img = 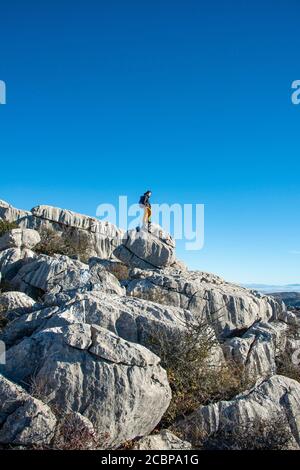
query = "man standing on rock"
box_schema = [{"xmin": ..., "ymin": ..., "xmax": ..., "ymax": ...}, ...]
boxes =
[{"xmin": 139, "ymin": 190, "xmax": 152, "ymax": 232}]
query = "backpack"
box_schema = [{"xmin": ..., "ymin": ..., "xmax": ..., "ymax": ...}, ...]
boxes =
[{"xmin": 139, "ymin": 195, "xmax": 146, "ymax": 207}]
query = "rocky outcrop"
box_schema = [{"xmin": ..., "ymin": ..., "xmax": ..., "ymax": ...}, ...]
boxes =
[
  {"xmin": 223, "ymin": 321, "xmax": 288, "ymax": 379},
  {"xmin": 0, "ymin": 247, "xmax": 36, "ymax": 280},
  {"xmin": 133, "ymin": 430, "xmax": 192, "ymax": 450},
  {"xmin": 1, "ymin": 198, "xmax": 299, "ymax": 451},
  {"xmin": 0, "ymin": 200, "xmax": 31, "ymax": 224},
  {"xmin": 114, "ymin": 228, "xmax": 175, "ymax": 270},
  {"xmin": 175, "ymin": 375, "xmax": 300, "ymax": 449},
  {"xmin": 125, "ymin": 268, "xmax": 284, "ymax": 338},
  {"xmin": 0, "ymin": 374, "xmax": 57, "ymax": 446},
  {"xmin": 0, "ymin": 200, "xmax": 123, "ymax": 259},
  {"xmin": 10, "ymin": 254, "xmax": 124, "ymax": 298},
  {"xmin": 0, "ymin": 291, "xmax": 36, "ymax": 322},
  {"xmin": 1, "ymin": 290, "xmax": 193, "ymax": 348},
  {"xmin": 0, "ymin": 323, "xmax": 171, "ymax": 448},
  {"xmin": 0, "ymin": 228, "xmax": 40, "ymax": 251}
]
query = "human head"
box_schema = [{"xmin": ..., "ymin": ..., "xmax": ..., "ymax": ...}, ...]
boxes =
[{"xmin": 145, "ymin": 190, "xmax": 152, "ymax": 197}]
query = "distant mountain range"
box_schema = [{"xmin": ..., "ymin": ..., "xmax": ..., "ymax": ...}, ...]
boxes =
[
  {"xmin": 242, "ymin": 283, "xmax": 300, "ymax": 293},
  {"xmin": 241, "ymin": 283, "xmax": 300, "ymax": 308},
  {"xmin": 267, "ymin": 291, "xmax": 300, "ymax": 308}
]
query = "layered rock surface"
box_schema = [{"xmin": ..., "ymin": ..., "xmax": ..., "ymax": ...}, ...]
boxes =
[
  {"xmin": 114, "ymin": 227, "xmax": 175, "ymax": 269},
  {"xmin": 1, "ymin": 199, "xmax": 298, "ymax": 450},
  {"xmin": 0, "ymin": 200, "xmax": 123, "ymax": 259},
  {"xmin": 0, "ymin": 323, "xmax": 171, "ymax": 448},
  {"xmin": 0, "ymin": 374, "xmax": 56, "ymax": 446},
  {"xmin": 125, "ymin": 268, "xmax": 283, "ymax": 338},
  {"xmin": 175, "ymin": 375, "xmax": 300, "ymax": 449}
]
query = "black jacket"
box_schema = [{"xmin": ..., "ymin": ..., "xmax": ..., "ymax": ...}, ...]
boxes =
[{"xmin": 140, "ymin": 193, "xmax": 151, "ymax": 207}]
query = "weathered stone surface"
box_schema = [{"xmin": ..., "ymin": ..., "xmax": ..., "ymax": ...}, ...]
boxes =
[
  {"xmin": 279, "ymin": 309, "xmax": 300, "ymax": 327},
  {"xmin": 0, "ymin": 323, "xmax": 171, "ymax": 448},
  {"xmin": 134, "ymin": 430, "xmax": 192, "ymax": 450},
  {"xmin": 0, "ymin": 291, "xmax": 36, "ymax": 322},
  {"xmin": 0, "ymin": 200, "xmax": 124, "ymax": 259},
  {"xmin": 10, "ymin": 254, "xmax": 124, "ymax": 298},
  {"xmin": 175, "ymin": 375, "xmax": 300, "ymax": 449},
  {"xmin": 0, "ymin": 306, "xmax": 59, "ymax": 347},
  {"xmin": 0, "ymin": 374, "xmax": 56, "ymax": 446},
  {"xmin": 223, "ymin": 321, "xmax": 288, "ymax": 379},
  {"xmin": 0, "ymin": 247, "xmax": 36, "ymax": 280},
  {"xmin": 0, "ymin": 200, "xmax": 32, "ymax": 224},
  {"xmin": 114, "ymin": 228, "xmax": 175, "ymax": 270},
  {"xmin": 125, "ymin": 269, "xmax": 284, "ymax": 338},
  {"xmin": 0, "ymin": 229, "xmax": 40, "ymax": 251},
  {"xmin": 2, "ymin": 290, "xmax": 192, "ymax": 348},
  {"xmin": 89, "ymin": 258, "xmax": 129, "ymax": 281},
  {"xmin": 45, "ymin": 290, "xmax": 194, "ymax": 345}
]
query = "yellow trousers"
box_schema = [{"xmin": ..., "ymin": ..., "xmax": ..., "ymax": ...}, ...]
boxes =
[{"xmin": 143, "ymin": 206, "xmax": 152, "ymax": 226}]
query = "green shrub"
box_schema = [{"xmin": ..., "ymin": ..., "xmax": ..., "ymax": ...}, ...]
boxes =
[
  {"xmin": 0, "ymin": 220, "xmax": 18, "ymax": 237},
  {"xmin": 197, "ymin": 415, "xmax": 292, "ymax": 450},
  {"xmin": 34, "ymin": 227, "xmax": 91, "ymax": 263},
  {"xmin": 148, "ymin": 315, "xmax": 255, "ymax": 428},
  {"xmin": 106, "ymin": 262, "xmax": 129, "ymax": 281},
  {"xmin": 276, "ymin": 351, "xmax": 300, "ymax": 383},
  {"xmin": 51, "ymin": 413, "xmax": 109, "ymax": 450}
]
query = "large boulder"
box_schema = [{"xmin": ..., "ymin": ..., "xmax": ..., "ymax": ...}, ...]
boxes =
[
  {"xmin": 1, "ymin": 290, "xmax": 193, "ymax": 348},
  {"xmin": 223, "ymin": 321, "xmax": 288, "ymax": 379},
  {"xmin": 0, "ymin": 374, "xmax": 56, "ymax": 446},
  {"xmin": 0, "ymin": 291, "xmax": 36, "ymax": 322},
  {"xmin": 114, "ymin": 228, "xmax": 175, "ymax": 270},
  {"xmin": 125, "ymin": 269, "xmax": 284, "ymax": 338},
  {"xmin": 175, "ymin": 375, "xmax": 300, "ymax": 449},
  {"xmin": 10, "ymin": 254, "xmax": 124, "ymax": 298},
  {"xmin": 0, "ymin": 229, "xmax": 40, "ymax": 251},
  {"xmin": 1, "ymin": 288, "xmax": 224, "ymax": 373},
  {"xmin": 0, "ymin": 323, "xmax": 171, "ymax": 448},
  {"xmin": 0, "ymin": 247, "xmax": 36, "ymax": 280}
]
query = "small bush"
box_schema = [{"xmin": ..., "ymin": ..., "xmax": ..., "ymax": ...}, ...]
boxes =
[
  {"xmin": 106, "ymin": 262, "xmax": 129, "ymax": 281},
  {"xmin": 148, "ymin": 315, "xmax": 255, "ymax": 428},
  {"xmin": 28, "ymin": 376, "xmax": 109, "ymax": 450},
  {"xmin": 0, "ymin": 220, "xmax": 18, "ymax": 237},
  {"xmin": 51, "ymin": 413, "xmax": 109, "ymax": 450},
  {"xmin": 198, "ymin": 415, "xmax": 292, "ymax": 450},
  {"xmin": 34, "ymin": 227, "xmax": 91, "ymax": 262},
  {"xmin": 276, "ymin": 351, "xmax": 300, "ymax": 383}
]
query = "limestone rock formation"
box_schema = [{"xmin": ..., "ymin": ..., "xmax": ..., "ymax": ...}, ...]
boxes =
[
  {"xmin": 0, "ymin": 291, "xmax": 36, "ymax": 322},
  {"xmin": 1, "ymin": 290, "xmax": 194, "ymax": 349},
  {"xmin": 0, "ymin": 200, "xmax": 123, "ymax": 259},
  {"xmin": 133, "ymin": 430, "xmax": 192, "ymax": 450},
  {"xmin": 0, "ymin": 247, "xmax": 36, "ymax": 280},
  {"xmin": 10, "ymin": 254, "xmax": 124, "ymax": 298},
  {"xmin": 0, "ymin": 198, "xmax": 298, "ymax": 451},
  {"xmin": 0, "ymin": 374, "xmax": 57, "ymax": 446},
  {"xmin": 125, "ymin": 268, "xmax": 283, "ymax": 338},
  {"xmin": 175, "ymin": 375, "xmax": 300, "ymax": 449},
  {"xmin": 0, "ymin": 323, "xmax": 171, "ymax": 448},
  {"xmin": 114, "ymin": 228, "xmax": 175, "ymax": 270},
  {"xmin": 223, "ymin": 321, "xmax": 288, "ymax": 379},
  {"xmin": 0, "ymin": 228, "xmax": 40, "ymax": 251}
]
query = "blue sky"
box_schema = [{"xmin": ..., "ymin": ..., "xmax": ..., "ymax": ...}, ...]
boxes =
[{"xmin": 0, "ymin": 0, "xmax": 299, "ymax": 284}]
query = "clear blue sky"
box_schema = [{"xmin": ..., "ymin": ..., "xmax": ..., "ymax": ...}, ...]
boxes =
[{"xmin": 0, "ymin": 0, "xmax": 299, "ymax": 284}]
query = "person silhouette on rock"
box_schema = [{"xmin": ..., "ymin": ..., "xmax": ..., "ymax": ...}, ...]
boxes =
[{"xmin": 138, "ymin": 190, "xmax": 152, "ymax": 232}]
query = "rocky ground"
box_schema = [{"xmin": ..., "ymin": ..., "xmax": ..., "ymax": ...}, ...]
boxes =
[{"xmin": 0, "ymin": 199, "xmax": 300, "ymax": 450}]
